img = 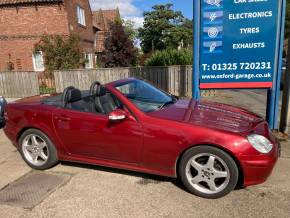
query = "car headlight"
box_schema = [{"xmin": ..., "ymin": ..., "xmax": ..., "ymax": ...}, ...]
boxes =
[{"xmin": 247, "ymin": 134, "xmax": 273, "ymax": 154}]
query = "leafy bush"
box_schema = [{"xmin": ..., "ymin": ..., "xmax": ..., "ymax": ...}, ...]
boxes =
[
  {"xmin": 39, "ymin": 85, "xmax": 56, "ymax": 95},
  {"xmin": 145, "ymin": 49, "xmax": 192, "ymax": 66},
  {"xmin": 34, "ymin": 34, "xmax": 85, "ymax": 72}
]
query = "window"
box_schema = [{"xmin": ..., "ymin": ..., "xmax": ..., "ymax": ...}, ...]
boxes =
[
  {"xmin": 77, "ymin": 6, "xmax": 86, "ymax": 26},
  {"xmin": 32, "ymin": 51, "xmax": 44, "ymax": 71},
  {"xmin": 85, "ymin": 53, "xmax": 93, "ymax": 69},
  {"xmin": 115, "ymin": 80, "xmax": 174, "ymax": 112},
  {"xmin": 94, "ymin": 54, "xmax": 98, "ymax": 66}
]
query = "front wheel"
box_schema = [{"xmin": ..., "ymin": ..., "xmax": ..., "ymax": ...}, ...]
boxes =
[
  {"xmin": 179, "ymin": 146, "xmax": 239, "ymax": 199},
  {"xmin": 19, "ymin": 129, "xmax": 59, "ymax": 170}
]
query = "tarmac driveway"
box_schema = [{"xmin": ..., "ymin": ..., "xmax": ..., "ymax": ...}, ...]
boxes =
[{"xmin": 0, "ymin": 130, "xmax": 290, "ymax": 218}]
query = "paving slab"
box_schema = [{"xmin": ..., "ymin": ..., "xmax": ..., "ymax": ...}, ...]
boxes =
[
  {"xmin": 0, "ymin": 152, "xmax": 31, "ymax": 191},
  {"xmin": 0, "ymin": 158, "xmax": 287, "ymax": 218},
  {"xmin": 0, "ymin": 130, "xmax": 17, "ymax": 163}
]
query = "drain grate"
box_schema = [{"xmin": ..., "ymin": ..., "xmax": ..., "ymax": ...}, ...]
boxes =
[{"xmin": 0, "ymin": 172, "xmax": 70, "ymax": 209}]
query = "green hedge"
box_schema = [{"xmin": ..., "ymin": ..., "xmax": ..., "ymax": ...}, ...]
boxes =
[{"xmin": 145, "ymin": 49, "xmax": 192, "ymax": 66}]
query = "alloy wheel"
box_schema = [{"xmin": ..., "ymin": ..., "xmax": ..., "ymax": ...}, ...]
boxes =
[
  {"xmin": 22, "ymin": 134, "xmax": 49, "ymax": 166},
  {"xmin": 185, "ymin": 153, "xmax": 230, "ymax": 195}
]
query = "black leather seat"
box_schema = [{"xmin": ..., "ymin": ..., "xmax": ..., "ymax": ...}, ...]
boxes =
[
  {"xmin": 62, "ymin": 87, "xmax": 90, "ymax": 112},
  {"xmin": 95, "ymin": 85, "xmax": 117, "ymax": 114}
]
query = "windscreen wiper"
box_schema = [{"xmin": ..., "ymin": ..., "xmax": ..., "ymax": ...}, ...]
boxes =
[{"xmin": 158, "ymin": 100, "xmax": 175, "ymax": 110}]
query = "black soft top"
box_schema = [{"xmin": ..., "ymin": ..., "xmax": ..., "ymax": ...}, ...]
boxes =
[{"xmin": 42, "ymin": 90, "xmax": 90, "ymax": 107}]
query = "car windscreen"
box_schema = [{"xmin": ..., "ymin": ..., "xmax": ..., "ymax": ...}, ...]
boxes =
[{"xmin": 115, "ymin": 80, "xmax": 174, "ymax": 112}]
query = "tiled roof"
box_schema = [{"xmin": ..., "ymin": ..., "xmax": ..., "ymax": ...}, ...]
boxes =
[
  {"xmin": 93, "ymin": 9, "xmax": 120, "ymax": 52},
  {"xmin": 93, "ymin": 10, "xmax": 106, "ymax": 30},
  {"xmin": 0, "ymin": 0, "xmax": 62, "ymax": 6},
  {"xmin": 93, "ymin": 9, "xmax": 119, "ymax": 31},
  {"xmin": 101, "ymin": 10, "xmax": 119, "ymax": 25}
]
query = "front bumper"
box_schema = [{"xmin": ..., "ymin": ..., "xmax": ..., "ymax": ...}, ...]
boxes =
[{"xmin": 240, "ymin": 142, "xmax": 280, "ymax": 187}]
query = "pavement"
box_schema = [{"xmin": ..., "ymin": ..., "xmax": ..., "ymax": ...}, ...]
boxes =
[
  {"xmin": 0, "ymin": 90, "xmax": 290, "ymax": 218},
  {"xmin": 205, "ymin": 89, "xmax": 268, "ymax": 117}
]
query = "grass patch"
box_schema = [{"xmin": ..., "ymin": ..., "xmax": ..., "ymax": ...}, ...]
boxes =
[{"xmin": 39, "ymin": 86, "xmax": 56, "ymax": 95}]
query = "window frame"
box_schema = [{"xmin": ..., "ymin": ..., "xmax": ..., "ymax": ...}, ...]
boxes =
[
  {"xmin": 84, "ymin": 53, "xmax": 94, "ymax": 69},
  {"xmin": 32, "ymin": 51, "xmax": 45, "ymax": 72},
  {"xmin": 77, "ymin": 5, "xmax": 86, "ymax": 26}
]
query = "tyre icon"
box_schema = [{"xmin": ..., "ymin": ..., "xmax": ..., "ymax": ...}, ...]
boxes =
[{"xmin": 208, "ymin": 27, "xmax": 219, "ymax": 38}]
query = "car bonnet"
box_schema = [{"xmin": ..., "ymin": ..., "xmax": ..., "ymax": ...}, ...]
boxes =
[{"xmin": 148, "ymin": 99, "xmax": 264, "ymax": 134}]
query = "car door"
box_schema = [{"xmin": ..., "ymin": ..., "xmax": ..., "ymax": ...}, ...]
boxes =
[{"xmin": 52, "ymin": 108, "xmax": 143, "ymax": 164}]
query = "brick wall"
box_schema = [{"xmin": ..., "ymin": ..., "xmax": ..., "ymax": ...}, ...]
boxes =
[
  {"xmin": 64, "ymin": 0, "xmax": 95, "ymax": 52},
  {"xmin": 0, "ymin": 0, "xmax": 95, "ymax": 71},
  {"xmin": 0, "ymin": 39, "xmax": 38, "ymax": 71},
  {"xmin": 0, "ymin": 4, "xmax": 69, "ymax": 36},
  {"xmin": 0, "ymin": 3, "xmax": 69, "ymax": 71}
]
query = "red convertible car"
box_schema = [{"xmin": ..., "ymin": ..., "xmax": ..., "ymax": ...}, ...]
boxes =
[{"xmin": 0, "ymin": 78, "xmax": 279, "ymax": 198}]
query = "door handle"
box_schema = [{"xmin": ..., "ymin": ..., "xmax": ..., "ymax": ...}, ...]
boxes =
[{"xmin": 55, "ymin": 115, "xmax": 71, "ymax": 122}]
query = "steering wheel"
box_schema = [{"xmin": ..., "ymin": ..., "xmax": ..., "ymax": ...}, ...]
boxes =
[{"xmin": 89, "ymin": 81, "xmax": 101, "ymax": 96}]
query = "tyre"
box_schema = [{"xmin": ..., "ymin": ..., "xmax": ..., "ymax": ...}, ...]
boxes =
[
  {"xmin": 179, "ymin": 146, "xmax": 239, "ymax": 199},
  {"xmin": 19, "ymin": 129, "xmax": 59, "ymax": 170},
  {"xmin": 0, "ymin": 119, "xmax": 4, "ymax": 129},
  {"xmin": 0, "ymin": 96, "xmax": 7, "ymax": 129}
]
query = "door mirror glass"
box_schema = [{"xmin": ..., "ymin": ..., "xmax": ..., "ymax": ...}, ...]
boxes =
[{"xmin": 108, "ymin": 109, "xmax": 127, "ymax": 122}]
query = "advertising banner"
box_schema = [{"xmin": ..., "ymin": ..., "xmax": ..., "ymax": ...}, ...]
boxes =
[{"xmin": 199, "ymin": 0, "xmax": 281, "ymax": 89}]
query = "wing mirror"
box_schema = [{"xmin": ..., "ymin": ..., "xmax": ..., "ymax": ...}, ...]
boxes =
[{"xmin": 108, "ymin": 109, "xmax": 127, "ymax": 122}]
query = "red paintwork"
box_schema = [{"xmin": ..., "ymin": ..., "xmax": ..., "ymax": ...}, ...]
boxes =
[{"xmin": 4, "ymin": 78, "xmax": 279, "ymax": 187}]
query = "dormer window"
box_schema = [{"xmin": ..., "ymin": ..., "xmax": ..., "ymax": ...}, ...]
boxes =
[{"xmin": 77, "ymin": 5, "xmax": 86, "ymax": 26}]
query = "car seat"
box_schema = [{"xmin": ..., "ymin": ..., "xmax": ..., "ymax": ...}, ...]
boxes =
[
  {"xmin": 62, "ymin": 86, "xmax": 90, "ymax": 112},
  {"xmin": 94, "ymin": 85, "xmax": 117, "ymax": 114}
]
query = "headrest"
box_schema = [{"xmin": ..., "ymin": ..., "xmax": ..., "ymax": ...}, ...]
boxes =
[
  {"xmin": 95, "ymin": 85, "xmax": 107, "ymax": 97},
  {"xmin": 66, "ymin": 88, "xmax": 82, "ymax": 103},
  {"xmin": 89, "ymin": 81, "xmax": 101, "ymax": 95},
  {"xmin": 62, "ymin": 86, "xmax": 82, "ymax": 107}
]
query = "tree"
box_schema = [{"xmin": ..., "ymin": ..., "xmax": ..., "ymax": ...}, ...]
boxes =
[
  {"xmin": 162, "ymin": 24, "xmax": 192, "ymax": 50},
  {"xmin": 34, "ymin": 34, "xmax": 84, "ymax": 72},
  {"xmin": 145, "ymin": 49, "xmax": 192, "ymax": 66},
  {"xmin": 122, "ymin": 19, "xmax": 138, "ymax": 43},
  {"xmin": 99, "ymin": 21, "xmax": 138, "ymax": 68},
  {"xmin": 138, "ymin": 4, "xmax": 192, "ymax": 53},
  {"xmin": 182, "ymin": 18, "xmax": 193, "ymax": 30}
]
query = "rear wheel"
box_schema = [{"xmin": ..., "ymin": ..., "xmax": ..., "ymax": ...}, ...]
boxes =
[
  {"xmin": 19, "ymin": 129, "xmax": 58, "ymax": 170},
  {"xmin": 179, "ymin": 146, "xmax": 239, "ymax": 199}
]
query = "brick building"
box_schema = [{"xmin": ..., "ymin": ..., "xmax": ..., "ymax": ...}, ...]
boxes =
[
  {"xmin": 0, "ymin": 0, "xmax": 96, "ymax": 71},
  {"xmin": 92, "ymin": 9, "xmax": 120, "ymax": 53}
]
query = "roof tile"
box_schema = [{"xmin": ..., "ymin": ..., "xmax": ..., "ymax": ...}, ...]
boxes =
[
  {"xmin": 92, "ymin": 9, "xmax": 119, "ymax": 31},
  {"xmin": 0, "ymin": 0, "xmax": 63, "ymax": 6}
]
